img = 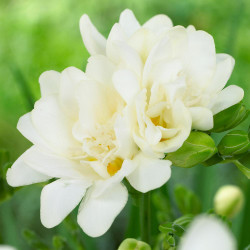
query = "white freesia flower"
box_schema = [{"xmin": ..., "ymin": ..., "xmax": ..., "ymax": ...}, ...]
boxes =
[
  {"xmin": 80, "ymin": 11, "xmax": 192, "ymax": 158},
  {"xmin": 80, "ymin": 9, "xmax": 244, "ymax": 136},
  {"xmin": 178, "ymin": 215, "xmax": 237, "ymax": 250},
  {"xmin": 7, "ymin": 66, "xmax": 171, "ymax": 237}
]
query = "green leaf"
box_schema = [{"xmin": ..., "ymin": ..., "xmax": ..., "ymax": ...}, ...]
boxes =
[
  {"xmin": 165, "ymin": 132, "xmax": 217, "ymax": 168},
  {"xmin": 23, "ymin": 229, "xmax": 50, "ymax": 250},
  {"xmin": 233, "ymin": 159, "xmax": 250, "ymax": 179},
  {"xmin": 218, "ymin": 130, "xmax": 250, "ymax": 156},
  {"xmin": 174, "ymin": 185, "xmax": 201, "ymax": 215},
  {"xmin": 0, "ymin": 150, "xmax": 15, "ymax": 203},
  {"xmin": 53, "ymin": 236, "xmax": 69, "ymax": 250},
  {"xmin": 211, "ymin": 102, "xmax": 249, "ymax": 133},
  {"xmin": 118, "ymin": 238, "xmax": 151, "ymax": 250},
  {"xmin": 173, "ymin": 214, "xmax": 194, "ymax": 227},
  {"xmin": 159, "ymin": 222, "xmax": 174, "ymax": 234}
]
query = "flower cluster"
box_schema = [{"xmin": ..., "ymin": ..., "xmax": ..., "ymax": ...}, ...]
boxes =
[{"xmin": 7, "ymin": 9, "xmax": 244, "ymax": 237}]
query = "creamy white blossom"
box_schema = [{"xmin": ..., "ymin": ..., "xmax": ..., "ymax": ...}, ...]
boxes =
[
  {"xmin": 7, "ymin": 65, "xmax": 171, "ymax": 237},
  {"xmin": 80, "ymin": 9, "xmax": 244, "ymax": 138},
  {"xmin": 178, "ymin": 215, "xmax": 237, "ymax": 250}
]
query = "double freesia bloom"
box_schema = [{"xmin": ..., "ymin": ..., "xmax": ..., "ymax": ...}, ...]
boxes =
[{"xmin": 7, "ymin": 9, "xmax": 244, "ymax": 237}]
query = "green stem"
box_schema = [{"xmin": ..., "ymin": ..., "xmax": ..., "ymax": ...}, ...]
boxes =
[{"xmin": 139, "ymin": 192, "xmax": 151, "ymax": 244}]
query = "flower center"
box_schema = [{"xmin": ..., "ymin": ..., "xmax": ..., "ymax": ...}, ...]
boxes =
[{"xmin": 107, "ymin": 157, "xmax": 123, "ymax": 176}]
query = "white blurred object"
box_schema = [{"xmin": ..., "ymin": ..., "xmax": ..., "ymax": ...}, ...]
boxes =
[
  {"xmin": 178, "ymin": 215, "xmax": 237, "ymax": 250},
  {"xmin": 0, "ymin": 245, "xmax": 17, "ymax": 250}
]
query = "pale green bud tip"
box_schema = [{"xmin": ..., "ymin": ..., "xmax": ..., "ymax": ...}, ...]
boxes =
[
  {"xmin": 214, "ymin": 185, "xmax": 244, "ymax": 218},
  {"xmin": 118, "ymin": 238, "xmax": 151, "ymax": 250}
]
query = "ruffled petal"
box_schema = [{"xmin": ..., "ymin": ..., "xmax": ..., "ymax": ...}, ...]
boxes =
[
  {"xmin": 39, "ymin": 70, "xmax": 60, "ymax": 97},
  {"xmin": 86, "ymin": 55, "xmax": 115, "ymax": 84},
  {"xmin": 41, "ymin": 179, "xmax": 91, "ymax": 228},
  {"xmin": 77, "ymin": 182, "xmax": 128, "ymax": 237},
  {"xmin": 77, "ymin": 80, "xmax": 114, "ymax": 131},
  {"xmin": 17, "ymin": 113, "xmax": 50, "ymax": 150},
  {"xmin": 6, "ymin": 147, "xmax": 51, "ymax": 187},
  {"xmin": 185, "ymin": 30, "xmax": 216, "ymax": 86},
  {"xmin": 113, "ymin": 69, "xmax": 140, "ymax": 103},
  {"xmin": 31, "ymin": 96, "xmax": 80, "ymax": 156},
  {"xmin": 60, "ymin": 67, "xmax": 87, "ymax": 119},
  {"xmin": 189, "ymin": 107, "xmax": 214, "ymax": 131},
  {"xmin": 79, "ymin": 14, "xmax": 106, "ymax": 55},
  {"xmin": 114, "ymin": 113, "xmax": 138, "ymax": 159},
  {"xmin": 119, "ymin": 9, "xmax": 141, "ymax": 37},
  {"xmin": 211, "ymin": 85, "xmax": 244, "ymax": 115},
  {"xmin": 143, "ymin": 14, "xmax": 173, "ymax": 32},
  {"xmin": 209, "ymin": 54, "xmax": 235, "ymax": 93},
  {"xmin": 23, "ymin": 146, "xmax": 96, "ymax": 179},
  {"xmin": 127, "ymin": 152, "xmax": 171, "ymax": 193}
]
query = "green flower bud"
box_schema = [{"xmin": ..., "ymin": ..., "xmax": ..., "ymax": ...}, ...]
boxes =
[
  {"xmin": 214, "ymin": 185, "xmax": 244, "ymax": 218},
  {"xmin": 165, "ymin": 132, "xmax": 217, "ymax": 168},
  {"xmin": 118, "ymin": 239, "xmax": 151, "ymax": 250},
  {"xmin": 218, "ymin": 130, "xmax": 250, "ymax": 156},
  {"xmin": 211, "ymin": 102, "xmax": 249, "ymax": 133}
]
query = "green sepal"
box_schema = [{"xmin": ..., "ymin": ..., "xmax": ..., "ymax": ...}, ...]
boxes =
[
  {"xmin": 165, "ymin": 132, "xmax": 217, "ymax": 168},
  {"xmin": 211, "ymin": 102, "xmax": 249, "ymax": 133},
  {"xmin": 218, "ymin": 130, "xmax": 250, "ymax": 156}
]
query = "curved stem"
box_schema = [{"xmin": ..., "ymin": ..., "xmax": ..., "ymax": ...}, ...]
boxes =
[{"xmin": 140, "ymin": 191, "xmax": 151, "ymax": 244}]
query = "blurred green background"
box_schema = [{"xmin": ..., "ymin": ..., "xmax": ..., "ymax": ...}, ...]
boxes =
[{"xmin": 0, "ymin": 0, "xmax": 249, "ymax": 249}]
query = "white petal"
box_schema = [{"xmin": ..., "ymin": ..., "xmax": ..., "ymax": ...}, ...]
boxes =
[
  {"xmin": 143, "ymin": 14, "xmax": 173, "ymax": 32},
  {"xmin": 106, "ymin": 23, "xmax": 127, "ymax": 62},
  {"xmin": 185, "ymin": 30, "xmax": 216, "ymax": 86},
  {"xmin": 128, "ymin": 28, "xmax": 156, "ymax": 63},
  {"xmin": 127, "ymin": 152, "xmax": 171, "ymax": 193},
  {"xmin": 41, "ymin": 179, "xmax": 91, "ymax": 228},
  {"xmin": 23, "ymin": 146, "xmax": 95, "ymax": 179},
  {"xmin": 189, "ymin": 107, "xmax": 214, "ymax": 131},
  {"xmin": 114, "ymin": 114, "xmax": 138, "ymax": 159},
  {"xmin": 60, "ymin": 67, "xmax": 87, "ymax": 119},
  {"xmin": 113, "ymin": 69, "xmax": 140, "ymax": 103},
  {"xmin": 145, "ymin": 120, "xmax": 162, "ymax": 145},
  {"xmin": 6, "ymin": 147, "xmax": 50, "ymax": 187},
  {"xmin": 211, "ymin": 85, "xmax": 244, "ymax": 115},
  {"xmin": 142, "ymin": 27, "xmax": 187, "ymax": 86},
  {"xmin": 17, "ymin": 113, "xmax": 50, "ymax": 150},
  {"xmin": 111, "ymin": 41, "xmax": 143, "ymax": 76},
  {"xmin": 32, "ymin": 96, "xmax": 80, "ymax": 156},
  {"xmin": 209, "ymin": 54, "xmax": 235, "ymax": 93},
  {"xmin": 179, "ymin": 215, "xmax": 237, "ymax": 250},
  {"xmin": 39, "ymin": 70, "xmax": 60, "ymax": 97},
  {"xmin": 77, "ymin": 80, "xmax": 114, "ymax": 131},
  {"xmin": 119, "ymin": 9, "xmax": 141, "ymax": 37},
  {"xmin": 154, "ymin": 100, "xmax": 192, "ymax": 153},
  {"xmin": 77, "ymin": 182, "xmax": 128, "ymax": 237},
  {"xmin": 86, "ymin": 55, "xmax": 115, "ymax": 84},
  {"xmin": 79, "ymin": 14, "xmax": 106, "ymax": 55}
]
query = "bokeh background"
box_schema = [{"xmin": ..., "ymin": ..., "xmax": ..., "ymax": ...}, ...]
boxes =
[{"xmin": 0, "ymin": 0, "xmax": 249, "ymax": 249}]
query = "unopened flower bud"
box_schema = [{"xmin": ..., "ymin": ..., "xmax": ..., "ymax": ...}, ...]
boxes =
[
  {"xmin": 165, "ymin": 132, "xmax": 217, "ymax": 168},
  {"xmin": 218, "ymin": 130, "xmax": 249, "ymax": 156},
  {"xmin": 214, "ymin": 185, "xmax": 244, "ymax": 218},
  {"xmin": 118, "ymin": 238, "xmax": 151, "ymax": 250}
]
